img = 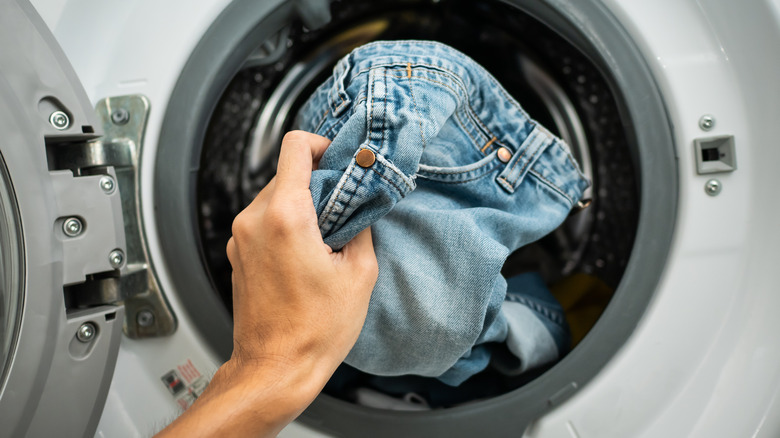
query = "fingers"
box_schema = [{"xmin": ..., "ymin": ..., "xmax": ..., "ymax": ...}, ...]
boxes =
[
  {"xmin": 339, "ymin": 227, "xmax": 378, "ymax": 284},
  {"xmin": 275, "ymin": 131, "xmax": 331, "ymax": 194}
]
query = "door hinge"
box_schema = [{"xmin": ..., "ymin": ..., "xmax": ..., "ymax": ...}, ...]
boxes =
[{"xmin": 47, "ymin": 95, "xmax": 175, "ymax": 338}]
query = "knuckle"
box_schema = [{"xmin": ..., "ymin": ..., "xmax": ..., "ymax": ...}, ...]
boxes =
[
  {"xmin": 264, "ymin": 203, "xmax": 293, "ymax": 234},
  {"xmin": 226, "ymin": 237, "xmax": 237, "ymax": 262},
  {"xmin": 357, "ymin": 255, "xmax": 379, "ymax": 279},
  {"xmin": 282, "ymin": 130, "xmax": 308, "ymax": 144},
  {"xmin": 230, "ymin": 213, "xmax": 253, "ymax": 240}
]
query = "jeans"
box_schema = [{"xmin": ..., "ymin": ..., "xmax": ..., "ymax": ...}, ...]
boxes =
[{"xmin": 295, "ymin": 40, "xmax": 589, "ymax": 386}]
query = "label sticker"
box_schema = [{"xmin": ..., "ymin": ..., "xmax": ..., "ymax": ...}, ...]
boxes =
[{"xmin": 160, "ymin": 359, "xmax": 209, "ymax": 410}]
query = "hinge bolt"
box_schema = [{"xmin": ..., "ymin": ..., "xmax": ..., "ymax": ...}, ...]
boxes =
[
  {"xmin": 49, "ymin": 111, "xmax": 70, "ymax": 130},
  {"xmin": 109, "ymin": 249, "xmax": 125, "ymax": 268},
  {"xmin": 62, "ymin": 217, "xmax": 83, "ymax": 237},
  {"xmin": 99, "ymin": 175, "xmax": 116, "ymax": 194},
  {"xmin": 111, "ymin": 108, "xmax": 130, "ymax": 125},
  {"xmin": 136, "ymin": 309, "xmax": 155, "ymax": 327},
  {"xmin": 76, "ymin": 322, "xmax": 97, "ymax": 342}
]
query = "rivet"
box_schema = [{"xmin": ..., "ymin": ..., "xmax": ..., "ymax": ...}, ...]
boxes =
[
  {"xmin": 497, "ymin": 147, "xmax": 512, "ymax": 163},
  {"xmin": 356, "ymin": 149, "xmax": 376, "ymax": 168}
]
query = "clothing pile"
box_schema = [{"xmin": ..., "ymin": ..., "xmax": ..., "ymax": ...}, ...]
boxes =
[{"xmin": 296, "ymin": 40, "xmax": 589, "ymax": 386}]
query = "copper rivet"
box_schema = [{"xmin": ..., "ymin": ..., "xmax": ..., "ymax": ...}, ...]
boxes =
[
  {"xmin": 356, "ymin": 149, "xmax": 376, "ymax": 168},
  {"xmin": 497, "ymin": 147, "xmax": 512, "ymax": 163}
]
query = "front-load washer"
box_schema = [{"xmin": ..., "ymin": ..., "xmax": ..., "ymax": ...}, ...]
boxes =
[{"xmin": 2, "ymin": 0, "xmax": 779, "ymax": 436}]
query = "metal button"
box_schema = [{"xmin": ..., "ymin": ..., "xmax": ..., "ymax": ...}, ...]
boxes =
[
  {"xmin": 497, "ymin": 147, "xmax": 512, "ymax": 163},
  {"xmin": 356, "ymin": 149, "xmax": 376, "ymax": 168}
]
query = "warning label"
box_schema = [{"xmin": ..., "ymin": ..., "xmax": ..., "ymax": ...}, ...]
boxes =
[{"xmin": 161, "ymin": 359, "xmax": 209, "ymax": 410}]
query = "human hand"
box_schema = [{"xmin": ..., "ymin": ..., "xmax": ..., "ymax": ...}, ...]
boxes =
[
  {"xmin": 156, "ymin": 131, "xmax": 377, "ymax": 438},
  {"xmin": 226, "ymin": 130, "xmax": 378, "ymax": 380}
]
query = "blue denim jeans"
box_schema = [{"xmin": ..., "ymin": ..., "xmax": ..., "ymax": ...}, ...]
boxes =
[{"xmin": 295, "ymin": 41, "xmax": 589, "ymax": 386}]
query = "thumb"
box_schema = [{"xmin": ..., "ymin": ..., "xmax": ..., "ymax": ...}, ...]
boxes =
[{"xmin": 338, "ymin": 227, "xmax": 378, "ymax": 282}]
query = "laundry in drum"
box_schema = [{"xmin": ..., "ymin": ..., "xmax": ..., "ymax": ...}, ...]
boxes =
[{"xmin": 295, "ymin": 40, "xmax": 590, "ymax": 386}]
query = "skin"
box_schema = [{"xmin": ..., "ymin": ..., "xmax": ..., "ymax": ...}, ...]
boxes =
[{"xmin": 156, "ymin": 131, "xmax": 378, "ymax": 437}]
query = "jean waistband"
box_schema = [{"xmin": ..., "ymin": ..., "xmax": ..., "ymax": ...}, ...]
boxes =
[{"xmin": 325, "ymin": 40, "xmax": 578, "ymax": 193}]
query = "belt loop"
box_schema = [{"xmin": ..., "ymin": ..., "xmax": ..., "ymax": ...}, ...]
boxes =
[
  {"xmin": 329, "ymin": 55, "xmax": 352, "ymax": 116},
  {"xmin": 496, "ymin": 128, "xmax": 552, "ymax": 193}
]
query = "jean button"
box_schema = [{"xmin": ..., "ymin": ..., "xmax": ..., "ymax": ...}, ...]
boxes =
[
  {"xmin": 356, "ymin": 149, "xmax": 376, "ymax": 167},
  {"xmin": 497, "ymin": 147, "xmax": 512, "ymax": 163}
]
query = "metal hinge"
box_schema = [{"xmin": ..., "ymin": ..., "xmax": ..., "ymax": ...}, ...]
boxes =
[{"xmin": 47, "ymin": 95, "xmax": 175, "ymax": 338}]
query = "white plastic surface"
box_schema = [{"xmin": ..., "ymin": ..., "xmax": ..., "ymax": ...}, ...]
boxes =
[
  {"xmin": 525, "ymin": 0, "xmax": 780, "ymax": 436},
  {"xmin": 31, "ymin": 0, "xmax": 234, "ymax": 435},
  {"xmin": 30, "ymin": 0, "xmax": 780, "ymax": 437}
]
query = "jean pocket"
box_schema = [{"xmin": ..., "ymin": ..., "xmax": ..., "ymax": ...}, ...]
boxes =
[{"xmin": 415, "ymin": 149, "xmax": 502, "ymax": 184}]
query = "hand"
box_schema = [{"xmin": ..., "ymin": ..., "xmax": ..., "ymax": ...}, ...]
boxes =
[
  {"xmin": 156, "ymin": 131, "xmax": 378, "ymax": 437},
  {"xmin": 227, "ymin": 130, "xmax": 378, "ymax": 379}
]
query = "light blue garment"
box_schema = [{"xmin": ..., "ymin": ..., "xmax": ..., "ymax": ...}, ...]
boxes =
[{"xmin": 295, "ymin": 41, "xmax": 589, "ymax": 386}]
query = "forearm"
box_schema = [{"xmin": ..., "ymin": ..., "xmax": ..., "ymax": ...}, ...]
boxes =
[
  {"xmin": 155, "ymin": 132, "xmax": 377, "ymax": 436},
  {"xmin": 155, "ymin": 358, "xmax": 329, "ymax": 438}
]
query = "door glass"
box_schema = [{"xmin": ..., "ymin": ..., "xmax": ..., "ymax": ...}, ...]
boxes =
[{"xmin": 0, "ymin": 151, "xmax": 22, "ymax": 387}]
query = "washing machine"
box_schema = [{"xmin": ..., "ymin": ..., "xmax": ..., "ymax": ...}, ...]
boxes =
[{"xmin": 1, "ymin": 0, "xmax": 780, "ymax": 436}]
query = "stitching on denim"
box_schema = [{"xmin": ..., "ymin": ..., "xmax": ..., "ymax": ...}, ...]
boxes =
[
  {"xmin": 396, "ymin": 74, "xmax": 495, "ymax": 152},
  {"xmin": 332, "ymin": 63, "xmax": 348, "ymax": 109},
  {"xmin": 554, "ymin": 141, "xmax": 587, "ymax": 181},
  {"xmin": 397, "ymin": 68, "xmax": 496, "ymax": 141},
  {"xmin": 311, "ymin": 107, "xmax": 330, "ymax": 134},
  {"xmin": 417, "ymin": 153, "xmax": 498, "ymax": 175},
  {"xmin": 503, "ymin": 130, "xmax": 540, "ymax": 188},
  {"xmin": 510, "ymin": 138, "xmax": 545, "ymax": 186},
  {"xmin": 416, "ymin": 160, "xmax": 500, "ymax": 183},
  {"xmin": 405, "ymin": 69, "xmax": 428, "ymax": 153},
  {"xmin": 321, "ymin": 96, "xmax": 365, "ymax": 138},
  {"xmin": 329, "ymin": 169, "xmax": 369, "ymax": 230},
  {"xmin": 350, "ymin": 60, "xmax": 526, "ymax": 123},
  {"xmin": 453, "ymin": 110, "xmax": 481, "ymax": 150},
  {"xmin": 528, "ymin": 169, "xmax": 574, "ymax": 205},
  {"xmin": 416, "ymin": 168, "xmax": 498, "ymax": 184},
  {"xmin": 374, "ymin": 66, "xmax": 500, "ymax": 154},
  {"xmin": 319, "ymin": 164, "xmax": 357, "ymax": 231},
  {"xmin": 374, "ymin": 154, "xmax": 416, "ymax": 192},
  {"xmin": 370, "ymin": 167, "xmax": 406, "ymax": 195},
  {"xmin": 458, "ymin": 102, "xmax": 491, "ymax": 152},
  {"xmin": 505, "ymin": 294, "xmax": 566, "ymax": 326},
  {"xmin": 497, "ymin": 176, "xmax": 515, "ymax": 192},
  {"xmin": 321, "ymin": 110, "xmax": 350, "ymax": 139},
  {"xmin": 489, "ymin": 138, "xmax": 511, "ymax": 155},
  {"xmin": 381, "ymin": 73, "xmax": 387, "ymax": 152},
  {"xmin": 500, "ymin": 145, "xmax": 529, "ymax": 189},
  {"xmin": 367, "ymin": 69, "xmax": 376, "ymax": 143},
  {"xmin": 480, "ymin": 136, "xmax": 497, "ymax": 153}
]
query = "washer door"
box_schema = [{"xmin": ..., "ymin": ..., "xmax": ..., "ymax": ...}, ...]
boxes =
[{"xmin": 0, "ymin": 1, "xmax": 128, "ymax": 436}]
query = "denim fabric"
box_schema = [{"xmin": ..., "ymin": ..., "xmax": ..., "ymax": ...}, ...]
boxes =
[{"xmin": 295, "ymin": 41, "xmax": 589, "ymax": 386}]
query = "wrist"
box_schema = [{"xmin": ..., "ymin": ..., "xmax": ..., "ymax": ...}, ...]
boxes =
[
  {"xmin": 214, "ymin": 356, "xmax": 326, "ymax": 418},
  {"xmin": 156, "ymin": 356, "xmax": 329, "ymax": 438}
]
